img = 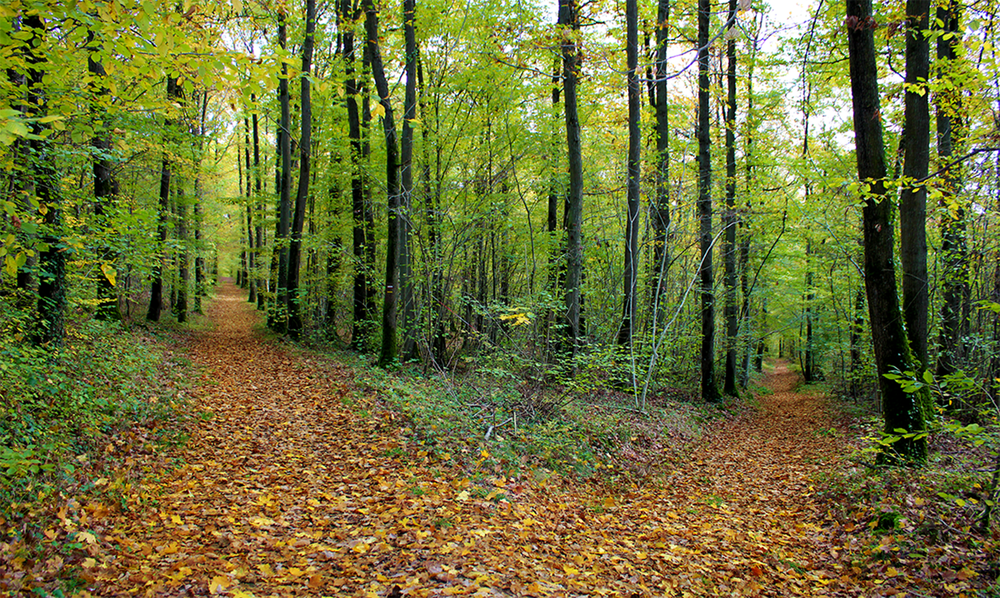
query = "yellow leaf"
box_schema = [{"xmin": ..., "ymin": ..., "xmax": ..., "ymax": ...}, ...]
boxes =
[
  {"xmin": 563, "ymin": 565, "xmax": 579, "ymax": 575},
  {"xmin": 886, "ymin": 567, "xmax": 898, "ymax": 577},
  {"xmin": 100, "ymin": 263, "xmax": 116, "ymax": 287},
  {"xmin": 209, "ymin": 575, "xmax": 231, "ymax": 594},
  {"xmin": 257, "ymin": 564, "xmax": 273, "ymax": 577},
  {"xmin": 77, "ymin": 531, "xmax": 97, "ymax": 544},
  {"xmin": 457, "ymin": 490, "xmax": 470, "ymax": 501},
  {"xmin": 371, "ymin": 102, "xmax": 385, "ymax": 119},
  {"xmin": 353, "ymin": 542, "xmax": 370, "ymax": 553},
  {"xmin": 171, "ymin": 514, "xmax": 183, "ymax": 525},
  {"xmin": 81, "ymin": 557, "xmax": 97, "ymax": 568}
]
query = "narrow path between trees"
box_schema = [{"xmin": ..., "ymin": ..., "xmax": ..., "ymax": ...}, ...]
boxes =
[{"xmin": 89, "ymin": 283, "xmax": 866, "ymax": 597}]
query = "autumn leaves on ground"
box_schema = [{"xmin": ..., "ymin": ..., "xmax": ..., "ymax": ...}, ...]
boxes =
[{"xmin": 33, "ymin": 285, "xmax": 979, "ymax": 597}]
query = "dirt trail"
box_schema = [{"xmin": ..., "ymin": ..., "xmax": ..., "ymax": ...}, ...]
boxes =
[{"xmin": 90, "ymin": 283, "xmax": 859, "ymax": 597}]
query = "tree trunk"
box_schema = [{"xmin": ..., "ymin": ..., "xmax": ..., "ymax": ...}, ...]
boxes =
[
  {"xmin": 244, "ymin": 116, "xmax": 256, "ymax": 305},
  {"xmin": 287, "ymin": 0, "xmax": 316, "ymax": 340},
  {"xmin": 148, "ymin": 75, "xmax": 181, "ymax": 323},
  {"xmin": 698, "ymin": 0, "xmax": 719, "ymax": 402},
  {"xmin": 87, "ymin": 31, "xmax": 120, "ymax": 322},
  {"xmin": 722, "ymin": 0, "xmax": 738, "ymax": 396},
  {"xmin": 22, "ymin": 16, "xmax": 66, "ymax": 346},
  {"xmin": 400, "ymin": 0, "xmax": 419, "ymax": 361},
  {"xmin": 366, "ymin": 0, "xmax": 403, "ymax": 368},
  {"xmin": 899, "ymin": 0, "xmax": 931, "ymax": 369},
  {"xmin": 616, "ymin": 0, "xmax": 641, "ymax": 350},
  {"xmin": 846, "ymin": 0, "xmax": 928, "ymax": 463},
  {"xmin": 252, "ymin": 98, "xmax": 266, "ymax": 312},
  {"xmin": 560, "ymin": 0, "xmax": 584, "ymax": 358},
  {"xmin": 935, "ymin": 0, "xmax": 966, "ymax": 378},
  {"xmin": 274, "ymin": 10, "xmax": 292, "ymax": 334},
  {"xmin": 649, "ymin": 0, "xmax": 671, "ymax": 334}
]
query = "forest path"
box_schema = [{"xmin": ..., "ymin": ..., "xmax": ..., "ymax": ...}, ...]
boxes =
[{"xmin": 89, "ymin": 283, "xmax": 861, "ymax": 597}]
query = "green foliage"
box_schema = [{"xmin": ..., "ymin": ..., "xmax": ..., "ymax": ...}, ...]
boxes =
[{"xmin": 0, "ymin": 316, "xmax": 187, "ymax": 518}]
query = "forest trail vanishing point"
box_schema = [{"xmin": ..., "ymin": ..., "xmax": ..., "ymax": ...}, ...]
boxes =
[{"xmin": 86, "ymin": 283, "xmax": 872, "ymax": 597}]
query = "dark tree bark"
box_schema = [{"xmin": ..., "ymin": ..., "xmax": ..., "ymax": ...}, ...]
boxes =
[
  {"xmin": 244, "ymin": 116, "xmax": 256, "ymax": 305},
  {"xmin": 560, "ymin": 0, "xmax": 584, "ymax": 357},
  {"xmin": 650, "ymin": 0, "xmax": 671, "ymax": 326},
  {"xmin": 418, "ymin": 60, "xmax": 446, "ymax": 366},
  {"xmin": 342, "ymin": 0, "xmax": 376, "ymax": 352},
  {"xmin": 287, "ymin": 0, "xmax": 317, "ymax": 340},
  {"xmin": 176, "ymin": 184, "xmax": 189, "ymax": 323},
  {"xmin": 722, "ymin": 0, "xmax": 738, "ymax": 396},
  {"xmin": 194, "ymin": 92, "xmax": 209, "ymax": 313},
  {"xmin": 274, "ymin": 10, "xmax": 292, "ymax": 334},
  {"xmin": 365, "ymin": 0, "xmax": 403, "ymax": 368},
  {"xmin": 22, "ymin": 15, "xmax": 66, "ymax": 346},
  {"xmin": 697, "ymin": 0, "xmax": 719, "ymax": 402},
  {"xmin": 899, "ymin": 0, "xmax": 932, "ymax": 369},
  {"xmin": 400, "ymin": 0, "xmax": 418, "ymax": 360},
  {"xmin": 251, "ymin": 96, "xmax": 266, "ymax": 312},
  {"xmin": 87, "ymin": 31, "xmax": 120, "ymax": 322},
  {"xmin": 846, "ymin": 0, "xmax": 928, "ymax": 463},
  {"xmin": 148, "ymin": 75, "xmax": 182, "ymax": 323},
  {"xmin": 935, "ymin": 0, "xmax": 966, "ymax": 378},
  {"xmin": 616, "ymin": 0, "xmax": 641, "ymax": 349}
]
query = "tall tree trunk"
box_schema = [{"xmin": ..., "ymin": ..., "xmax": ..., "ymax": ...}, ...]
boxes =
[
  {"xmin": 400, "ymin": 0, "xmax": 419, "ymax": 361},
  {"xmin": 176, "ymin": 185, "xmax": 189, "ymax": 323},
  {"xmin": 274, "ymin": 10, "xmax": 292, "ymax": 334},
  {"xmin": 287, "ymin": 0, "xmax": 317, "ymax": 340},
  {"xmin": 560, "ymin": 0, "xmax": 584, "ymax": 358},
  {"xmin": 148, "ymin": 75, "xmax": 181, "ymax": 323},
  {"xmin": 935, "ymin": 0, "xmax": 966, "ymax": 378},
  {"xmin": 252, "ymin": 97, "xmax": 266, "ymax": 312},
  {"xmin": 617, "ymin": 0, "xmax": 641, "ymax": 350},
  {"xmin": 194, "ymin": 92, "xmax": 209, "ymax": 313},
  {"xmin": 846, "ymin": 0, "xmax": 928, "ymax": 463},
  {"xmin": 244, "ymin": 116, "xmax": 256, "ymax": 305},
  {"xmin": 22, "ymin": 15, "xmax": 66, "ymax": 346},
  {"xmin": 418, "ymin": 60, "xmax": 446, "ymax": 366},
  {"xmin": 343, "ymin": 0, "xmax": 375, "ymax": 352},
  {"xmin": 650, "ymin": 0, "xmax": 671, "ymax": 332},
  {"xmin": 722, "ymin": 0, "xmax": 738, "ymax": 396},
  {"xmin": 899, "ymin": 0, "xmax": 931, "ymax": 369},
  {"xmin": 365, "ymin": 0, "xmax": 403, "ymax": 368},
  {"xmin": 698, "ymin": 0, "xmax": 719, "ymax": 402},
  {"xmin": 88, "ymin": 31, "xmax": 120, "ymax": 322}
]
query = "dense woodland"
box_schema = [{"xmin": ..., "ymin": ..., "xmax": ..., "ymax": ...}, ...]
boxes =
[
  {"xmin": 3, "ymin": 0, "xmax": 1000, "ymax": 461},
  {"xmin": 3, "ymin": 0, "xmax": 1000, "ymax": 594}
]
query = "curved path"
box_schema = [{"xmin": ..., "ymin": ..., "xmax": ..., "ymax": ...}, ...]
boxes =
[{"xmin": 89, "ymin": 283, "xmax": 861, "ymax": 597}]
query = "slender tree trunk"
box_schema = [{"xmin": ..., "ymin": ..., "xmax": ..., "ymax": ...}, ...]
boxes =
[
  {"xmin": 274, "ymin": 10, "xmax": 292, "ymax": 334},
  {"xmin": 650, "ymin": 0, "xmax": 671, "ymax": 331},
  {"xmin": 899, "ymin": 0, "xmax": 931, "ymax": 369},
  {"xmin": 23, "ymin": 16, "xmax": 66, "ymax": 346},
  {"xmin": 698, "ymin": 0, "xmax": 719, "ymax": 402},
  {"xmin": 252, "ymin": 98, "xmax": 266, "ymax": 312},
  {"xmin": 617, "ymin": 0, "xmax": 641, "ymax": 350},
  {"xmin": 148, "ymin": 75, "xmax": 181, "ymax": 323},
  {"xmin": 722, "ymin": 0, "xmax": 738, "ymax": 396},
  {"xmin": 936, "ymin": 0, "xmax": 966, "ymax": 378},
  {"xmin": 176, "ymin": 185, "xmax": 189, "ymax": 323},
  {"xmin": 365, "ymin": 0, "xmax": 403, "ymax": 368},
  {"xmin": 560, "ymin": 0, "xmax": 584, "ymax": 358},
  {"xmin": 400, "ymin": 0, "xmax": 419, "ymax": 361},
  {"xmin": 846, "ymin": 0, "xmax": 928, "ymax": 463},
  {"xmin": 87, "ymin": 31, "xmax": 120, "ymax": 322},
  {"xmin": 287, "ymin": 0, "xmax": 316, "ymax": 340},
  {"xmin": 244, "ymin": 116, "xmax": 256, "ymax": 305}
]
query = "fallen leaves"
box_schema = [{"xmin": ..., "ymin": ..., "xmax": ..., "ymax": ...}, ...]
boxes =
[{"xmin": 5, "ymin": 284, "xmax": 995, "ymax": 597}]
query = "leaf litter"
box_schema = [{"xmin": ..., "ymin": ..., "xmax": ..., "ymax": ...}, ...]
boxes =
[{"xmin": 12, "ymin": 282, "xmax": 994, "ymax": 597}]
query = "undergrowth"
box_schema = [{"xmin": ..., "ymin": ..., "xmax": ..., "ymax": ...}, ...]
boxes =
[
  {"xmin": 355, "ymin": 359, "xmax": 712, "ymax": 487},
  {"xmin": 0, "ymin": 304, "xmax": 192, "ymax": 596}
]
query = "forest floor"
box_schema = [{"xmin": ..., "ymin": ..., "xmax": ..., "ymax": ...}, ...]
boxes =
[{"xmin": 48, "ymin": 283, "xmax": 991, "ymax": 597}]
